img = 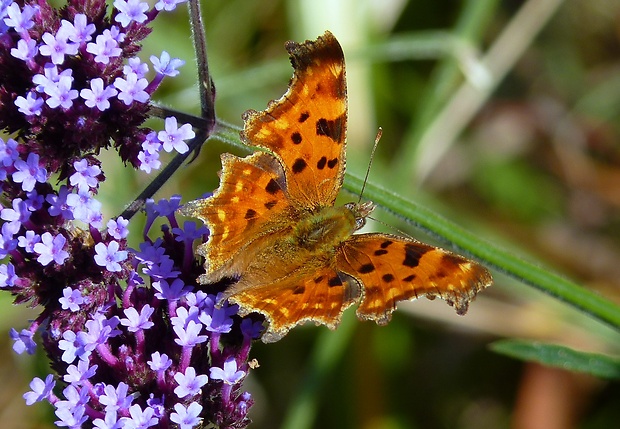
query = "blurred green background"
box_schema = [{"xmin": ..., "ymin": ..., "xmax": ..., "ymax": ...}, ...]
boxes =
[{"xmin": 3, "ymin": 0, "xmax": 620, "ymax": 428}]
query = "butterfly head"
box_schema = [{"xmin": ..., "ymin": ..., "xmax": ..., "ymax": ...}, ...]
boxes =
[{"xmin": 344, "ymin": 201, "xmax": 376, "ymax": 231}]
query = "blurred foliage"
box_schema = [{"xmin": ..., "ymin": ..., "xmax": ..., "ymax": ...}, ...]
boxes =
[{"xmin": 4, "ymin": 0, "xmax": 620, "ymax": 428}]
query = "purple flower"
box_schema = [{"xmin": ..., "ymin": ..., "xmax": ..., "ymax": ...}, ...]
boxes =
[
  {"xmin": 66, "ymin": 190, "xmax": 102, "ymax": 225},
  {"xmin": 173, "ymin": 320, "xmax": 207, "ymax": 347},
  {"xmin": 0, "ymin": 262, "xmax": 18, "ymax": 288},
  {"xmin": 120, "ymin": 404, "xmax": 159, "ymax": 429},
  {"xmin": 147, "ymin": 352, "xmax": 172, "ymax": 372},
  {"xmin": 0, "ymin": 222, "xmax": 18, "ymax": 257},
  {"xmin": 15, "ymin": 91, "xmax": 44, "ymax": 116},
  {"xmin": 173, "ymin": 221, "xmax": 208, "ymax": 243},
  {"xmin": 70, "ymin": 159, "xmax": 102, "ymax": 191},
  {"xmin": 99, "ymin": 382, "xmax": 134, "ymax": 412},
  {"xmin": 0, "ymin": 138, "xmax": 19, "ymax": 167},
  {"xmin": 23, "ymin": 374, "xmax": 56, "ymax": 405},
  {"xmin": 32, "ymin": 63, "xmax": 72, "ymax": 92},
  {"xmin": 12, "ymin": 153, "xmax": 47, "ymax": 192},
  {"xmin": 80, "ymin": 78, "xmax": 118, "ymax": 111},
  {"xmin": 151, "ymin": 51, "xmax": 185, "ymax": 77},
  {"xmin": 138, "ymin": 149, "xmax": 161, "ymax": 173},
  {"xmin": 55, "ymin": 402, "xmax": 88, "ymax": 428},
  {"xmin": 120, "ymin": 305, "xmax": 155, "ymax": 332},
  {"xmin": 107, "ymin": 217, "xmax": 129, "ymax": 240},
  {"xmin": 1, "ymin": 197, "xmax": 31, "ymax": 226},
  {"xmin": 44, "ymin": 75, "xmax": 79, "ymax": 109},
  {"xmin": 39, "ymin": 27, "xmax": 79, "ymax": 65},
  {"xmin": 59, "ymin": 287, "xmax": 87, "ymax": 312},
  {"xmin": 199, "ymin": 301, "xmax": 235, "ymax": 334},
  {"xmin": 114, "ymin": 71, "xmax": 149, "ymax": 105},
  {"xmin": 3, "ymin": 3, "xmax": 36, "ymax": 33},
  {"xmin": 240, "ymin": 318, "xmax": 264, "ymax": 340},
  {"xmin": 10, "ymin": 328, "xmax": 36, "ymax": 354},
  {"xmin": 158, "ymin": 117, "xmax": 194, "ymax": 154},
  {"xmin": 47, "ymin": 186, "xmax": 74, "ymax": 219},
  {"xmin": 153, "ymin": 278, "xmax": 188, "ymax": 301},
  {"xmin": 170, "ymin": 402, "xmax": 203, "ymax": 429},
  {"xmin": 58, "ymin": 330, "xmax": 91, "ymax": 363},
  {"xmin": 114, "ymin": 0, "xmax": 149, "ymax": 27},
  {"xmin": 210, "ymin": 357, "xmax": 245, "ymax": 385},
  {"xmin": 173, "ymin": 366, "xmax": 208, "ymax": 398},
  {"xmin": 25, "ymin": 191, "xmax": 44, "ymax": 210},
  {"xmin": 144, "ymin": 257, "xmax": 179, "ymax": 279},
  {"xmin": 64, "ymin": 360, "xmax": 97, "ymax": 384},
  {"xmin": 124, "ymin": 57, "xmax": 149, "ymax": 78},
  {"xmin": 155, "ymin": 0, "xmax": 187, "ymax": 12},
  {"xmin": 11, "ymin": 38, "xmax": 38, "ymax": 62},
  {"xmin": 152, "ymin": 194, "xmax": 182, "ymax": 217},
  {"xmin": 93, "ymin": 411, "xmax": 122, "ymax": 429},
  {"xmin": 61, "ymin": 13, "xmax": 96, "ymax": 44},
  {"xmin": 84, "ymin": 313, "xmax": 121, "ymax": 347},
  {"xmin": 86, "ymin": 32, "xmax": 122, "ymax": 64},
  {"xmin": 94, "ymin": 241, "xmax": 128, "ymax": 272},
  {"xmin": 33, "ymin": 232, "xmax": 69, "ymax": 266}
]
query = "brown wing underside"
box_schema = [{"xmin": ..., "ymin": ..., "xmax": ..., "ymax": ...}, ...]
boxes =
[
  {"xmin": 241, "ymin": 31, "xmax": 348, "ymax": 208},
  {"xmin": 180, "ymin": 151, "xmax": 291, "ymax": 280},
  {"xmin": 337, "ymin": 233, "xmax": 493, "ymax": 324}
]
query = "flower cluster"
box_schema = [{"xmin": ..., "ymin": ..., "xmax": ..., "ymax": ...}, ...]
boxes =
[
  {"xmin": 0, "ymin": 0, "xmax": 258, "ymax": 428},
  {"xmin": 15, "ymin": 197, "xmax": 259, "ymax": 428}
]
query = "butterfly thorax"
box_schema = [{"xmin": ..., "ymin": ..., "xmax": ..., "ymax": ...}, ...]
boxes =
[
  {"xmin": 289, "ymin": 201, "xmax": 374, "ymax": 251},
  {"xmin": 292, "ymin": 205, "xmax": 357, "ymax": 253}
]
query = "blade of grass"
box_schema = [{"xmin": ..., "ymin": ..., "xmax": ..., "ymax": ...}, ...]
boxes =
[
  {"xmin": 490, "ymin": 339, "xmax": 620, "ymax": 380},
  {"xmin": 343, "ymin": 170, "xmax": 620, "ymax": 331}
]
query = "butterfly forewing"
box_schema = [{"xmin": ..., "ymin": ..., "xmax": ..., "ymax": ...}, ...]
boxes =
[
  {"xmin": 337, "ymin": 234, "xmax": 493, "ymax": 324},
  {"xmin": 241, "ymin": 32, "xmax": 347, "ymax": 209},
  {"xmin": 181, "ymin": 152, "xmax": 291, "ymax": 280}
]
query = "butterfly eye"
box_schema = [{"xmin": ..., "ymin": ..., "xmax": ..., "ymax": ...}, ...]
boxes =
[{"xmin": 355, "ymin": 216, "xmax": 366, "ymax": 230}]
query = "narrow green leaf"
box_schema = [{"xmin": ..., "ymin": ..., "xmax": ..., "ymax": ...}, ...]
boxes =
[{"xmin": 490, "ymin": 339, "xmax": 620, "ymax": 380}]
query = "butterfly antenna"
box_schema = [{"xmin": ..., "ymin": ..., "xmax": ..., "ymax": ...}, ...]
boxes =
[{"xmin": 358, "ymin": 127, "xmax": 383, "ymax": 204}]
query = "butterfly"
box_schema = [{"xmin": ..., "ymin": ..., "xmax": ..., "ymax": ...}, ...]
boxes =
[{"xmin": 181, "ymin": 31, "xmax": 492, "ymax": 343}]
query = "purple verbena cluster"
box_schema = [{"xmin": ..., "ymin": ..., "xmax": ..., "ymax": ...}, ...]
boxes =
[{"xmin": 0, "ymin": 0, "xmax": 259, "ymax": 428}]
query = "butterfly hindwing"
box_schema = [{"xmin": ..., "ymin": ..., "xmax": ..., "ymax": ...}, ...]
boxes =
[
  {"xmin": 228, "ymin": 266, "xmax": 362, "ymax": 343},
  {"xmin": 241, "ymin": 31, "xmax": 347, "ymax": 209},
  {"xmin": 336, "ymin": 233, "xmax": 493, "ymax": 324}
]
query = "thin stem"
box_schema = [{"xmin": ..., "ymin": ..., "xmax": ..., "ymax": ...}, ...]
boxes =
[{"xmin": 120, "ymin": 0, "xmax": 216, "ymax": 220}]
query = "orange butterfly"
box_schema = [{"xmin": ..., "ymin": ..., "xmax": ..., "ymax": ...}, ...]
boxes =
[{"xmin": 182, "ymin": 31, "xmax": 492, "ymax": 343}]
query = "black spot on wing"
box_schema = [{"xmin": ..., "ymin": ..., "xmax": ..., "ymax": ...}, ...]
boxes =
[
  {"xmin": 382, "ymin": 273, "xmax": 394, "ymax": 283},
  {"xmin": 327, "ymin": 158, "xmax": 338, "ymax": 169},
  {"xmin": 265, "ymin": 179, "xmax": 280, "ymax": 195},
  {"xmin": 317, "ymin": 156, "xmax": 327, "ymax": 170},
  {"xmin": 299, "ymin": 111, "xmax": 310, "ymax": 123},
  {"xmin": 328, "ymin": 276, "xmax": 343, "ymax": 287},
  {"xmin": 359, "ymin": 263, "xmax": 375, "ymax": 274},
  {"xmin": 244, "ymin": 209, "xmax": 257, "ymax": 220},
  {"xmin": 292, "ymin": 158, "xmax": 307, "ymax": 174},
  {"xmin": 291, "ymin": 132, "xmax": 302, "ymax": 145},
  {"xmin": 403, "ymin": 244, "xmax": 428, "ymax": 268},
  {"xmin": 316, "ymin": 115, "xmax": 344, "ymax": 143},
  {"xmin": 381, "ymin": 240, "xmax": 394, "ymax": 249}
]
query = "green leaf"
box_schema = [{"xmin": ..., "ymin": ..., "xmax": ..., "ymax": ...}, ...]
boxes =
[{"xmin": 490, "ymin": 339, "xmax": 620, "ymax": 380}]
